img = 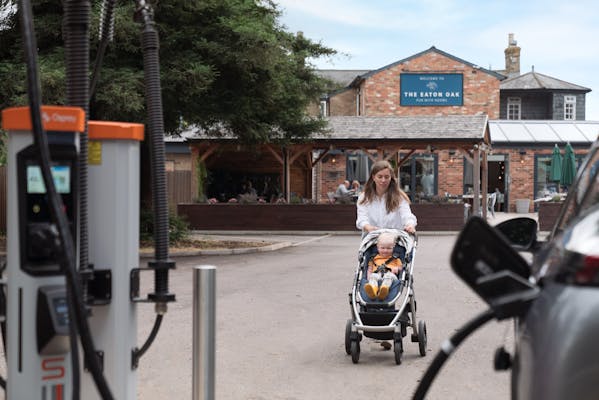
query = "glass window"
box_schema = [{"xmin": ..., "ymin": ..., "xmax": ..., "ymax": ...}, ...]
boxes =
[
  {"xmin": 507, "ymin": 97, "xmax": 521, "ymax": 120},
  {"xmin": 534, "ymin": 155, "xmax": 557, "ymax": 199},
  {"xmin": 319, "ymin": 100, "xmax": 328, "ymax": 117},
  {"xmin": 346, "ymin": 150, "xmax": 370, "ymax": 183},
  {"xmin": 553, "ymin": 145, "xmax": 599, "ymax": 235},
  {"xmin": 564, "ymin": 95, "xmax": 576, "ymax": 120},
  {"xmin": 399, "ymin": 153, "xmax": 437, "ymax": 202}
]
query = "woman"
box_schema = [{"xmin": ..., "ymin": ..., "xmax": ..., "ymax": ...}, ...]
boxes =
[
  {"xmin": 356, "ymin": 160, "xmax": 417, "ymax": 234},
  {"xmin": 350, "ymin": 180, "xmax": 362, "ymax": 195}
]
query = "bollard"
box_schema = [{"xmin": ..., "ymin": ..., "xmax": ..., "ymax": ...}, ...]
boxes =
[{"xmin": 193, "ymin": 265, "xmax": 216, "ymax": 400}]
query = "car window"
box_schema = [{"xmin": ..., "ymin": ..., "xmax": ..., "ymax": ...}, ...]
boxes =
[{"xmin": 552, "ymin": 143, "xmax": 599, "ymax": 236}]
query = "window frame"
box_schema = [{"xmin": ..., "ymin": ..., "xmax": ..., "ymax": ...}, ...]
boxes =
[
  {"xmin": 564, "ymin": 95, "xmax": 576, "ymax": 120},
  {"xmin": 507, "ymin": 97, "xmax": 521, "ymax": 120}
]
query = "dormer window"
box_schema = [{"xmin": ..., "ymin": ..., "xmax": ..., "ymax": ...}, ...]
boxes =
[
  {"xmin": 507, "ymin": 97, "xmax": 521, "ymax": 120},
  {"xmin": 564, "ymin": 96, "xmax": 576, "ymax": 120},
  {"xmin": 319, "ymin": 100, "xmax": 328, "ymax": 117}
]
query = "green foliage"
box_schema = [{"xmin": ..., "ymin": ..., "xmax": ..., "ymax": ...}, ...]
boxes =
[
  {"xmin": 140, "ymin": 208, "xmax": 190, "ymax": 245},
  {"xmin": 195, "ymin": 158, "xmax": 208, "ymax": 202},
  {"xmin": 0, "ymin": 0, "xmax": 336, "ymax": 144}
]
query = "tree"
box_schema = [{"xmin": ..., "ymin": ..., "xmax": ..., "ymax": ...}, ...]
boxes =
[{"xmin": 0, "ymin": 0, "xmax": 336, "ymax": 144}]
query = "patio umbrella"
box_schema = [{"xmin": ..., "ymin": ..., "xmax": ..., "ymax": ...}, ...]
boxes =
[
  {"xmin": 549, "ymin": 144, "xmax": 562, "ymax": 182},
  {"xmin": 560, "ymin": 142, "xmax": 577, "ymax": 187}
]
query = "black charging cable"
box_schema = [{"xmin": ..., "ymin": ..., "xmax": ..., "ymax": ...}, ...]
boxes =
[
  {"xmin": 19, "ymin": 0, "xmax": 114, "ymax": 398},
  {"xmin": 413, "ymin": 308, "xmax": 496, "ymax": 400}
]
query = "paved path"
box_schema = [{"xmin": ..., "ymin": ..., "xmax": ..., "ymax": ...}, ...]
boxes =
[{"xmin": 137, "ymin": 234, "xmax": 514, "ymax": 399}]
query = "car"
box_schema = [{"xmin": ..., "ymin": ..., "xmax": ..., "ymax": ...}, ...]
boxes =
[{"xmin": 414, "ymin": 139, "xmax": 599, "ymax": 400}]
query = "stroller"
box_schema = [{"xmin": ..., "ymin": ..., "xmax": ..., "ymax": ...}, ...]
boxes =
[{"xmin": 345, "ymin": 229, "xmax": 427, "ymax": 364}]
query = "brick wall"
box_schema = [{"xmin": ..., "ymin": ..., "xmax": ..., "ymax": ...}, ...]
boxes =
[
  {"xmin": 329, "ymin": 88, "xmax": 357, "ymax": 116},
  {"xmin": 508, "ymin": 150, "xmax": 535, "ymax": 212},
  {"xmin": 358, "ymin": 51, "xmax": 501, "ymax": 118},
  {"xmin": 437, "ymin": 151, "xmax": 464, "ymax": 195},
  {"xmin": 320, "ymin": 154, "xmax": 348, "ymax": 201}
]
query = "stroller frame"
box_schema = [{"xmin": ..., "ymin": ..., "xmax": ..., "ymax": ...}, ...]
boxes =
[{"xmin": 345, "ymin": 229, "xmax": 428, "ymax": 364}]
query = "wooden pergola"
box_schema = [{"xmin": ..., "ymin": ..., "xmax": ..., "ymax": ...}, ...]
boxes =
[{"xmin": 188, "ymin": 114, "xmax": 492, "ymax": 218}]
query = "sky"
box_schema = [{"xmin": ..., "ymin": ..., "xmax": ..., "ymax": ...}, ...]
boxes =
[{"xmin": 275, "ymin": 0, "xmax": 599, "ymax": 121}]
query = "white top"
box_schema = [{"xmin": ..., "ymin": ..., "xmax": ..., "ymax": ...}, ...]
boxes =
[
  {"xmin": 356, "ymin": 193, "xmax": 417, "ymax": 231},
  {"xmin": 336, "ymin": 183, "xmax": 350, "ymax": 196}
]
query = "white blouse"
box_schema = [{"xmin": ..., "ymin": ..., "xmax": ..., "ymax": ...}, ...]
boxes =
[{"xmin": 355, "ymin": 193, "xmax": 417, "ymax": 231}]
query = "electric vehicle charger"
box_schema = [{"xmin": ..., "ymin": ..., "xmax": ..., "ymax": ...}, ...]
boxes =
[{"xmin": 2, "ymin": 0, "xmax": 177, "ymax": 397}]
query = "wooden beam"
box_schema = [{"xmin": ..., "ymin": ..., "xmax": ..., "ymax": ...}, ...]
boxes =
[
  {"xmin": 472, "ymin": 147, "xmax": 480, "ymax": 217},
  {"xmin": 264, "ymin": 144, "xmax": 284, "ymax": 165},
  {"xmin": 311, "ymin": 149, "xmax": 330, "ymax": 167},
  {"xmin": 360, "ymin": 147, "xmax": 378, "ymax": 163},
  {"xmin": 398, "ymin": 149, "xmax": 416, "ymax": 167},
  {"xmin": 458, "ymin": 147, "xmax": 474, "ymax": 164},
  {"xmin": 289, "ymin": 144, "xmax": 311, "ymax": 164},
  {"xmin": 283, "ymin": 147, "xmax": 290, "ymax": 202},
  {"xmin": 199, "ymin": 144, "xmax": 218, "ymax": 162},
  {"xmin": 481, "ymin": 148, "xmax": 488, "ymax": 219}
]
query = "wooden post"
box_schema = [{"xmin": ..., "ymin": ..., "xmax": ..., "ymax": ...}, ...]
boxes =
[
  {"xmin": 283, "ymin": 146, "xmax": 290, "ymax": 203},
  {"xmin": 472, "ymin": 145, "xmax": 481, "ymax": 217},
  {"xmin": 481, "ymin": 147, "xmax": 488, "ymax": 219}
]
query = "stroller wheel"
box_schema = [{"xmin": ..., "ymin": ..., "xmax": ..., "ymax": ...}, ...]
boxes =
[
  {"xmin": 418, "ymin": 320, "xmax": 427, "ymax": 357},
  {"xmin": 344, "ymin": 319, "xmax": 352, "ymax": 355},
  {"xmin": 350, "ymin": 340, "xmax": 360, "ymax": 364},
  {"xmin": 394, "ymin": 338, "xmax": 403, "ymax": 365}
]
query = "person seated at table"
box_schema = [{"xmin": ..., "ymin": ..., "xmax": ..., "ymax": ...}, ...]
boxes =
[
  {"xmin": 332, "ymin": 180, "xmax": 351, "ymax": 203},
  {"xmin": 351, "ymin": 180, "xmax": 362, "ymax": 195}
]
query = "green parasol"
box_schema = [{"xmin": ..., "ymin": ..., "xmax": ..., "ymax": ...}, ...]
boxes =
[
  {"xmin": 560, "ymin": 142, "xmax": 577, "ymax": 187},
  {"xmin": 549, "ymin": 144, "xmax": 562, "ymax": 182}
]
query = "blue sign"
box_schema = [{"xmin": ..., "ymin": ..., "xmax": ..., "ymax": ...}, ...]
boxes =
[{"xmin": 400, "ymin": 73, "xmax": 463, "ymax": 106}]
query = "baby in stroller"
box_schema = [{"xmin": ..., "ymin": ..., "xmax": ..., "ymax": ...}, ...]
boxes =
[
  {"xmin": 364, "ymin": 232, "xmax": 403, "ymax": 300},
  {"xmin": 346, "ymin": 228, "xmax": 426, "ymax": 364}
]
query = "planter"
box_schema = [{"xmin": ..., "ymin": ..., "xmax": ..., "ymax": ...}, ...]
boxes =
[
  {"xmin": 538, "ymin": 202, "xmax": 563, "ymax": 231},
  {"xmin": 177, "ymin": 203, "xmax": 465, "ymax": 232},
  {"xmin": 515, "ymin": 199, "xmax": 531, "ymax": 213}
]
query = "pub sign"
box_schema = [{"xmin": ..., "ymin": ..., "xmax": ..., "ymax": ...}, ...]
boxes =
[{"xmin": 400, "ymin": 73, "xmax": 463, "ymax": 106}]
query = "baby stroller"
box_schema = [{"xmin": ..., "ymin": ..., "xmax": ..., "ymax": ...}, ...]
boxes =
[{"xmin": 345, "ymin": 229, "xmax": 427, "ymax": 364}]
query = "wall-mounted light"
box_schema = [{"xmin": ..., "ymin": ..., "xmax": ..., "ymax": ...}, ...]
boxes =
[
  {"xmin": 518, "ymin": 149, "xmax": 527, "ymax": 164},
  {"xmin": 331, "ymin": 157, "xmax": 337, "ymax": 164}
]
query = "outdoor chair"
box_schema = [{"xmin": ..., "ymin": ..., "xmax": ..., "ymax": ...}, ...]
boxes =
[{"xmin": 487, "ymin": 192, "xmax": 497, "ymax": 218}]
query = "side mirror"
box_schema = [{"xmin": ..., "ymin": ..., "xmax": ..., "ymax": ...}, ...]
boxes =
[
  {"xmin": 494, "ymin": 217, "xmax": 538, "ymax": 251},
  {"xmin": 451, "ymin": 217, "xmax": 537, "ymax": 318}
]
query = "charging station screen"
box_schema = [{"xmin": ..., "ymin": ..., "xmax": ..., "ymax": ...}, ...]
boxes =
[{"xmin": 26, "ymin": 165, "xmax": 71, "ymax": 194}]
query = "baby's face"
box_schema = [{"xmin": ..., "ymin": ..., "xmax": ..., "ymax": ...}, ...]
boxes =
[{"xmin": 377, "ymin": 240, "xmax": 394, "ymax": 257}]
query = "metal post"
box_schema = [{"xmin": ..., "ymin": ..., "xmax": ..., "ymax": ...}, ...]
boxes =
[{"xmin": 193, "ymin": 265, "xmax": 216, "ymax": 400}]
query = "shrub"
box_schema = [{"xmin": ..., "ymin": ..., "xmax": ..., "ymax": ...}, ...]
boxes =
[{"xmin": 140, "ymin": 208, "xmax": 190, "ymax": 245}]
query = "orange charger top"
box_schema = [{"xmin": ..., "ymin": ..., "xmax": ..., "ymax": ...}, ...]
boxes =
[{"xmin": 2, "ymin": 106, "xmax": 144, "ymax": 141}]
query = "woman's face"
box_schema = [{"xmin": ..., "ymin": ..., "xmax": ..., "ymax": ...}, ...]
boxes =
[{"xmin": 373, "ymin": 168, "xmax": 393, "ymax": 192}]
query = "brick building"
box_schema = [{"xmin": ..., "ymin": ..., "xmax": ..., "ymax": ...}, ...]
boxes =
[
  {"xmin": 314, "ymin": 34, "xmax": 598, "ymax": 212},
  {"xmin": 178, "ymin": 34, "xmax": 598, "ymax": 213}
]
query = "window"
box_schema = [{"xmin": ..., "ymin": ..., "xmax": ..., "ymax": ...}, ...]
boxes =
[
  {"xmin": 399, "ymin": 154, "xmax": 437, "ymax": 202},
  {"xmin": 507, "ymin": 97, "xmax": 521, "ymax": 120},
  {"xmin": 534, "ymin": 152, "xmax": 585, "ymax": 201},
  {"xmin": 346, "ymin": 151, "xmax": 370, "ymax": 183},
  {"xmin": 319, "ymin": 100, "xmax": 328, "ymax": 117},
  {"xmin": 564, "ymin": 95, "xmax": 576, "ymax": 120}
]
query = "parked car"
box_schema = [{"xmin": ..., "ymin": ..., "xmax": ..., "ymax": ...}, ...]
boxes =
[{"xmin": 414, "ymin": 138, "xmax": 599, "ymax": 400}]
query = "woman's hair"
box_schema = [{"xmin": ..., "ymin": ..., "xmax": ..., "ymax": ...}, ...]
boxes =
[{"xmin": 359, "ymin": 160, "xmax": 410, "ymax": 213}]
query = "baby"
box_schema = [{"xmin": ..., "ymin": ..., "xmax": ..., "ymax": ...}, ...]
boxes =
[{"xmin": 364, "ymin": 232, "xmax": 402, "ymax": 300}]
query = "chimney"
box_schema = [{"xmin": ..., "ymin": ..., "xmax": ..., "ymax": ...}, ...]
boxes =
[{"xmin": 504, "ymin": 33, "xmax": 521, "ymax": 77}]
